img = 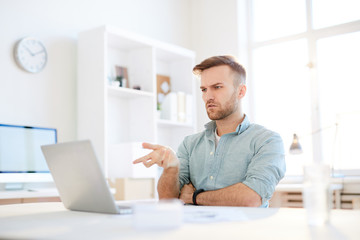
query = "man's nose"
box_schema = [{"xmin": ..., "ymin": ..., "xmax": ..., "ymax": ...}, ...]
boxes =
[{"xmin": 203, "ymin": 90, "xmax": 214, "ymax": 102}]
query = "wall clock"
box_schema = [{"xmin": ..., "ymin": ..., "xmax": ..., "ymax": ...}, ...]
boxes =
[{"xmin": 14, "ymin": 37, "xmax": 48, "ymax": 73}]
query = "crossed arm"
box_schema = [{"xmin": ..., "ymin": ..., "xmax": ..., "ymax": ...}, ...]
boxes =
[
  {"xmin": 180, "ymin": 182, "xmax": 261, "ymax": 207},
  {"xmin": 133, "ymin": 143, "xmax": 261, "ymax": 207}
]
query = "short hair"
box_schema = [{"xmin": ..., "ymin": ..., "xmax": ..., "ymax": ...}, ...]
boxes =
[{"xmin": 193, "ymin": 55, "xmax": 246, "ymax": 86}]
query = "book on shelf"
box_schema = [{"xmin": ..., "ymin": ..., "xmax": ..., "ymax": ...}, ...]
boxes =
[{"xmin": 160, "ymin": 92, "xmax": 192, "ymax": 124}]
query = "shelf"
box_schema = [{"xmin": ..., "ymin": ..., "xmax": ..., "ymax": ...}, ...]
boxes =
[
  {"xmin": 157, "ymin": 119, "xmax": 193, "ymax": 128},
  {"xmin": 78, "ymin": 25, "xmax": 196, "ymax": 178},
  {"xmin": 107, "ymin": 86, "xmax": 154, "ymax": 99}
]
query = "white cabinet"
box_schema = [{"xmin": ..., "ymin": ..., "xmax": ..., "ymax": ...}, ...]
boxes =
[{"xmin": 77, "ymin": 26, "xmax": 196, "ymax": 178}]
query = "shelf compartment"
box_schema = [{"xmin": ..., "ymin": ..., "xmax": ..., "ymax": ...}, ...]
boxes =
[
  {"xmin": 157, "ymin": 119, "xmax": 193, "ymax": 128},
  {"xmin": 107, "ymin": 86, "xmax": 154, "ymax": 99}
]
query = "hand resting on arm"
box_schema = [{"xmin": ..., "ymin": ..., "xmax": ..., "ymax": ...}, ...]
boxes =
[{"xmin": 179, "ymin": 182, "xmax": 262, "ymax": 207}]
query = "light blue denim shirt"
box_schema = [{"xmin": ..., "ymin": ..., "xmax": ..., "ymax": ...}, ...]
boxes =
[{"xmin": 177, "ymin": 115, "xmax": 286, "ymax": 207}]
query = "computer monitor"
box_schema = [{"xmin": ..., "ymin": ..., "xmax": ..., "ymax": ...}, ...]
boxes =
[{"xmin": 0, "ymin": 124, "xmax": 57, "ymax": 189}]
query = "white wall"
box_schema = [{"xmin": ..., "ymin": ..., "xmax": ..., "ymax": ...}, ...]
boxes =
[
  {"xmin": 190, "ymin": 0, "xmax": 251, "ymax": 130},
  {"xmin": 0, "ymin": 0, "xmax": 251, "ymax": 140},
  {"xmin": 0, "ymin": 0, "xmax": 191, "ymax": 142}
]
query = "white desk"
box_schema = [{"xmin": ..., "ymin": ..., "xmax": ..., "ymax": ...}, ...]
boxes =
[
  {"xmin": 0, "ymin": 188, "xmax": 60, "ymax": 205},
  {"xmin": 0, "ymin": 188, "xmax": 59, "ymax": 199},
  {"xmin": 0, "ymin": 202, "xmax": 359, "ymax": 240}
]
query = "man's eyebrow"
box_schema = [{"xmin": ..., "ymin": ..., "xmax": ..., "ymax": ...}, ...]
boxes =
[{"xmin": 200, "ymin": 83, "xmax": 223, "ymax": 89}]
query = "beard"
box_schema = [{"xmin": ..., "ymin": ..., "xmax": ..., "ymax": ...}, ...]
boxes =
[{"xmin": 206, "ymin": 91, "xmax": 239, "ymax": 120}]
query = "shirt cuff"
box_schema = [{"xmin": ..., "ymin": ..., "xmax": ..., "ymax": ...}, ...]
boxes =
[{"xmin": 242, "ymin": 177, "xmax": 273, "ymax": 207}]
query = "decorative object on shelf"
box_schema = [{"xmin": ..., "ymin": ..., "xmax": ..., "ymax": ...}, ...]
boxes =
[
  {"xmin": 156, "ymin": 102, "xmax": 162, "ymax": 118},
  {"xmin": 115, "ymin": 76, "xmax": 124, "ymax": 87},
  {"xmin": 110, "ymin": 80, "xmax": 119, "ymax": 87},
  {"xmin": 115, "ymin": 65, "xmax": 129, "ymax": 87},
  {"xmin": 160, "ymin": 92, "xmax": 192, "ymax": 124},
  {"xmin": 156, "ymin": 74, "xmax": 171, "ymax": 109},
  {"xmin": 133, "ymin": 85, "xmax": 141, "ymax": 90},
  {"xmin": 13, "ymin": 37, "xmax": 47, "ymax": 73}
]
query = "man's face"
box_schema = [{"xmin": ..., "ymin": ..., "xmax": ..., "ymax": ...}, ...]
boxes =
[{"xmin": 200, "ymin": 65, "xmax": 242, "ymax": 121}]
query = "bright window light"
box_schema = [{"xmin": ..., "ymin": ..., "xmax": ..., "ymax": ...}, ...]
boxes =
[
  {"xmin": 249, "ymin": 0, "xmax": 360, "ymax": 175},
  {"xmin": 312, "ymin": 0, "xmax": 360, "ymax": 29},
  {"xmin": 252, "ymin": 0, "xmax": 306, "ymax": 42},
  {"xmin": 252, "ymin": 39, "xmax": 313, "ymax": 175},
  {"xmin": 317, "ymin": 31, "xmax": 360, "ymax": 171}
]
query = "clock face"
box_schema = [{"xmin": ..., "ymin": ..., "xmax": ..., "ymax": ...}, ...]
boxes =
[{"xmin": 14, "ymin": 37, "xmax": 47, "ymax": 73}]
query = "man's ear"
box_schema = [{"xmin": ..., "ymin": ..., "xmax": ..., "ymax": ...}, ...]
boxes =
[{"xmin": 238, "ymin": 85, "xmax": 247, "ymax": 98}]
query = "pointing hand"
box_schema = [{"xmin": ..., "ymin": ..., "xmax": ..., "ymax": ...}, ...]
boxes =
[{"xmin": 133, "ymin": 143, "xmax": 179, "ymax": 169}]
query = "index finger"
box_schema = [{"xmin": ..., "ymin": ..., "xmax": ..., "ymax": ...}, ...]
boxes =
[
  {"xmin": 142, "ymin": 142, "xmax": 162, "ymax": 150},
  {"xmin": 133, "ymin": 153, "xmax": 151, "ymax": 164}
]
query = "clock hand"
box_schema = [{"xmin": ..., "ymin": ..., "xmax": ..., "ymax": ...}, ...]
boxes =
[
  {"xmin": 23, "ymin": 45, "xmax": 35, "ymax": 56},
  {"xmin": 33, "ymin": 49, "xmax": 45, "ymax": 55}
]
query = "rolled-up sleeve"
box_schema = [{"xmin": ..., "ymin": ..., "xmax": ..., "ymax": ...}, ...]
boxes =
[
  {"xmin": 177, "ymin": 137, "xmax": 191, "ymax": 190},
  {"xmin": 242, "ymin": 132, "xmax": 286, "ymax": 206}
]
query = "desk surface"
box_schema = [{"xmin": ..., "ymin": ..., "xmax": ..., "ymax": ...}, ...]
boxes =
[
  {"xmin": 0, "ymin": 188, "xmax": 59, "ymax": 199},
  {"xmin": 0, "ymin": 202, "xmax": 359, "ymax": 240}
]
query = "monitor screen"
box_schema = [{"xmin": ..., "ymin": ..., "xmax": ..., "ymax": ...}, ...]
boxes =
[{"xmin": 0, "ymin": 124, "xmax": 57, "ymax": 174}]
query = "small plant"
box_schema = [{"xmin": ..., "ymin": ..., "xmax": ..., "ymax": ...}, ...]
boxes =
[{"xmin": 115, "ymin": 76, "xmax": 123, "ymax": 87}]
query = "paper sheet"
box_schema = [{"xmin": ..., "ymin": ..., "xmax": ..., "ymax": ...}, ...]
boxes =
[{"xmin": 183, "ymin": 206, "xmax": 248, "ymax": 223}]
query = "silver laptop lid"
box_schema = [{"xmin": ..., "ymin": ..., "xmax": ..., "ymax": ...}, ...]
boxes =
[{"xmin": 41, "ymin": 140, "xmax": 120, "ymax": 214}]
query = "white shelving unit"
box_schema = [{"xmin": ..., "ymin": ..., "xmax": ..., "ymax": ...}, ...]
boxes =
[{"xmin": 77, "ymin": 26, "xmax": 197, "ymax": 179}]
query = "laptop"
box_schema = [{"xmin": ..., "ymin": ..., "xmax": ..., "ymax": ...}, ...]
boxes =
[{"xmin": 41, "ymin": 140, "xmax": 132, "ymax": 214}]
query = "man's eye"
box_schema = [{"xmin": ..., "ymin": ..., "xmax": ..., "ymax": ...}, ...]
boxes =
[
  {"xmin": 215, "ymin": 86, "xmax": 222, "ymax": 89},
  {"xmin": 201, "ymin": 88, "xmax": 206, "ymax": 92}
]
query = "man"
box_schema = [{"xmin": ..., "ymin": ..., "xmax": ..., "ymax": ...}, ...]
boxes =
[{"xmin": 133, "ymin": 55, "xmax": 285, "ymax": 207}]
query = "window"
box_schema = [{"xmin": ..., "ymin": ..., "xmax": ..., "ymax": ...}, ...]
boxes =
[
  {"xmin": 252, "ymin": 0, "xmax": 306, "ymax": 42},
  {"xmin": 317, "ymin": 31, "xmax": 360, "ymax": 173},
  {"xmin": 312, "ymin": 0, "xmax": 360, "ymax": 29},
  {"xmin": 248, "ymin": 0, "xmax": 360, "ymax": 175}
]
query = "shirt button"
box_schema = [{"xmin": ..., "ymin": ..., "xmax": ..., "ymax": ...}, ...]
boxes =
[
  {"xmin": 210, "ymin": 176, "xmax": 214, "ymax": 180},
  {"xmin": 210, "ymin": 151, "xmax": 213, "ymax": 155}
]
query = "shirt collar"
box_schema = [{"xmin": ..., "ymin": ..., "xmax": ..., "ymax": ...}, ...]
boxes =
[{"xmin": 204, "ymin": 114, "xmax": 250, "ymax": 136}]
